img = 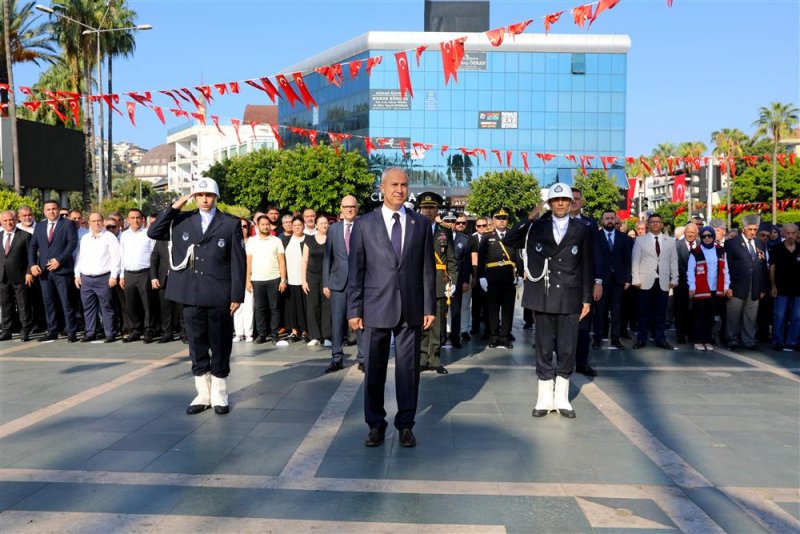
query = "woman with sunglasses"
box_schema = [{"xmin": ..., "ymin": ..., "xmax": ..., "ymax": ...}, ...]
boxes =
[
  {"xmin": 687, "ymin": 226, "xmax": 730, "ymax": 351},
  {"xmin": 232, "ymin": 218, "xmax": 255, "ymax": 343}
]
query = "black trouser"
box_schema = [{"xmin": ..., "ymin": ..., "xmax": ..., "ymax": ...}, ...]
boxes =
[
  {"xmin": 157, "ymin": 288, "xmax": 182, "ymax": 337},
  {"xmin": 183, "ymin": 304, "xmax": 233, "ymax": 378},
  {"xmin": 692, "ymin": 295, "xmax": 721, "ymax": 344},
  {"xmin": 124, "ymin": 270, "xmax": 153, "ymax": 336},
  {"xmin": 40, "ymin": 272, "xmax": 76, "ymax": 335},
  {"xmin": 673, "ymin": 284, "xmax": 693, "ymax": 342},
  {"xmin": 638, "ymin": 283, "xmax": 668, "ymax": 344},
  {"xmin": 449, "ymin": 285, "xmax": 463, "ymax": 343},
  {"xmin": 621, "ymin": 286, "xmax": 638, "ymax": 334},
  {"xmin": 253, "ymin": 278, "xmax": 281, "ymax": 338},
  {"xmin": 487, "ymin": 281, "xmax": 516, "ymax": 344},
  {"xmin": 535, "ymin": 312, "xmax": 579, "ymax": 380},
  {"xmin": 593, "ymin": 281, "xmax": 624, "ymax": 343},
  {"xmin": 0, "ymin": 279, "xmax": 32, "ymax": 333},
  {"xmin": 306, "ymin": 276, "xmax": 331, "ymax": 341},
  {"xmin": 523, "ymin": 308, "xmax": 534, "ymax": 326},
  {"xmin": 575, "ymin": 310, "xmax": 593, "ymax": 369},
  {"xmin": 756, "ymin": 294, "xmax": 773, "ymax": 342},
  {"xmin": 471, "ymin": 284, "xmax": 489, "ymax": 334}
]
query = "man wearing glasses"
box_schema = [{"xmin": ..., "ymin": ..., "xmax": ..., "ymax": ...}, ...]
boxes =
[
  {"xmin": 469, "ymin": 217, "xmax": 492, "ymax": 339},
  {"xmin": 448, "ymin": 212, "xmax": 471, "ymax": 348}
]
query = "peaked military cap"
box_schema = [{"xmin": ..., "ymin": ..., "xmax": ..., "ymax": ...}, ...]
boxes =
[
  {"xmin": 492, "ymin": 207, "xmax": 510, "ymax": 218},
  {"xmin": 418, "ymin": 192, "xmax": 444, "ymax": 208}
]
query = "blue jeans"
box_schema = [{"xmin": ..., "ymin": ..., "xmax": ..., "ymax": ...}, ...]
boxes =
[{"xmin": 772, "ymin": 295, "xmax": 800, "ymax": 347}]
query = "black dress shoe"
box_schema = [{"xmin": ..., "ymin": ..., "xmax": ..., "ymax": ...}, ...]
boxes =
[
  {"xmin": 744, "ymin": 344, "xmax": 758, "ymax": 350},
  {"xmin": 143, "ymin": 336, "xmax": 154, "ymax": 344},
  {"xmin": 67, "ymin": 334, "xmax": 78, "ymax": 343},
  {"xmin": 158, "ymin": 335, "xmax": 174, "ymax": 344},
  {"xmin": 357, "ymin": 362, "xmax": 364, "ymax": 372},
  {"xmin": 558, "ymin": 408, "xmax": 576, "ymax": 418},
  {"xmin": 610, "ymin": 340, "xmax": 625, "ymax": 350},
  {"xmin": 434, "ymin": 365, "xmax": 449, "ymax": 375},
  {"xmin": 38, "ymin": 332, "xmax": 58, "ymax": 342},
  {"xmin": 522, "ymin": 323, "xmax": 533, "ymax": 330},
  {"xmin": 632, "ymin": 341, "xmax": 646, "ymax": 349},
  {"xmin": 181, "ymin": 336, "xmax": 189, "ymax": 344},
  {"xmin": 576, "ymin": 366, "xmax": 598, "ymax": 377},
  {"xmin": 104, "ymin": 335, "xmax": 117, "ymax": 343},
  {"xmin": 213, "ymin": 405, "xmax": 230, "ymax": 415},
  {"xmin": 591, "ymin": 340, "xmax": 602, "ymax": 349},
  {"xmin": 399, "ymin": 428, "xmax": 416, "ymax": 448},
  {"xmin": 727, "ymin": 343, "xmax": 741, "ymax": 351},
  {"xmin": 186, "ymin": 404, "xmax": 210, "ymax": 415},
  {"xmin": 0, "ymin": 332, "xmax": 11, "ymax": 341},
  {"xmin": 123, "ymin": 333, "xmax": 141, "ymax": 343},
  {"xmin": 461, "ymin": 332, "xmax": 471, "ymax": 341},
  {"xmin": 325, "ymin": 362, "xmax": 344, "ymax": 374},
  {"xmin": 655, "ymin": 341, "xmax": 675, "ymax": 350},
  {"xmin": 532, "ymin": 408, "xmax": 550, "ymax": 417},
  {"xmin": 81, "ymin": 335, "xmax": 96, "ymax": 343},
  {"xmin": 344, "ymin": 339, "xmax": 357, "ymax": 347},
  {"xmin": 509, "ymin": 334, "xmax": 516, "ymax": 342},
  {"xmin": 21, "ymin": 331, "xmax": 30, "ymax": 342},
  {"xmin": 253, "ymin": 336, "xmax": 267, "ymax": 345},
  {"xmin": 364, "ymin": 427, "xmax": 385, "ymax": 447}
]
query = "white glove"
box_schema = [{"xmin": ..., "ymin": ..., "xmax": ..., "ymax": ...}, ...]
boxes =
[
  {"xmin": 444, "ymin": 282, "xmax": 456, "ymax": 298},
  {"xmin": 516, "ymin": 276, "xmax": 524, "ymax": 287},
  {"xmin": 479, "ymin": 277, "xmax": 488, "ymax": 292}
]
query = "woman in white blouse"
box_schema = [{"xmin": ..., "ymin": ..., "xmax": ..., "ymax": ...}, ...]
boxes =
[{"xmin": 284, "ymin": 216, "xmax": 308, "ymax": 342}]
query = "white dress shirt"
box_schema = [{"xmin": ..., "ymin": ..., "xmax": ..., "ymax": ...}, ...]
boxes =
[
  {"xmin": 75, "ymin": 231, "xmax": 121, "ymax": 278},
  {"xmin": 3, "ymin": 229, "xmax": 17, "ymax": 251},
  {"xmin": 381, "ymin": 204, "xmax": 407, "ymax": 252},
  {"xmin": 200, "ymin": 208, "xmax": 217, "ymax": 234},
  {"xmin": 16, "ymin": 222, "xmax": 35, "ymax": 234},
  {"xmin": 552, "ymin": 214, "xmax": 569, "ymax": 244},
  {"xmin": 120, "ymin": 227, "xmax": 155, "ymax": 276}
]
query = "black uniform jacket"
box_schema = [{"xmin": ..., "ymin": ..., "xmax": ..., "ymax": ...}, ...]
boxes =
[
  {"xmin": 148, "ymin": 207, "xmax": 246, "ymax": 307},
  {"xmin": 504, "ymin": 213, "xmax": 594, "ymax": 314}
]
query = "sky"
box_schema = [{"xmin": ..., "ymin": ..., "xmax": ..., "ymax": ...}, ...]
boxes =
[{"xmin": 14, "ymin": 0, "xmax": 800, "ymax": 156}]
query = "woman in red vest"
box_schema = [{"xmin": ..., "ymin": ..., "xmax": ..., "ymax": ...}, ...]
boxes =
[{"xmin": 688, "ymin": 226, "xmax": 730, "ymax": 351}]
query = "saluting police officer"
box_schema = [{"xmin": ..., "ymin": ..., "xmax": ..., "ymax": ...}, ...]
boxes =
[
  {"xmin": 477, "ymin": 207, "xmax": 520, "ymax": 349},
  {"xmin": 418, "ymin": 193, "xmax": 458, "ymax": 374},
  {"xmin": 148, "ymin": 178, "xmax": 246, "ymax": 415},
  {"xmin": 504, "ymin": 184, "xmax": 593, "ymax": 419}
]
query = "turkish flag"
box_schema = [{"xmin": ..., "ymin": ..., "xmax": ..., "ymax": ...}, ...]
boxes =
[
  {"xmin": 475, "ymin": 148, "xmax": 487, "ymax": 161},
  {"xmin": 365, "ymin": 137, "xmax": 375, "ymax": 154},
  {"xmin": 229, "ymin": 81, "xmax": 240, "ymax": 94},
  {"xmin": 506, "ymin": 151, "xmax": 513, "ymax": 168},
  {"xmin": 196, "ymin": 85, "xmax": 213, "ymax": 102},
  {"xmin": 395, "ymin": 51, "xmax": 413, "ymax": 99},
  {"xmin": 367, "ymin": 56, "xmax": 382, "ymax": 75},
  {"xmin": 214, "ymin": 83, "xmax": 228, "ymax": 95},
  {"xmin": 672, "ymin": 174, "xmax": 687, "ymax": 202},
  {"xmin": 544, "ymin": 11, "xmax": 564, "ymax": 34},
  {"xmin": 625, "ymin": 156, "xmax": 635, "ymax": 166},
  {"xmin": 102, "ymin": 94, "xmax": 122, "ymax": 115},
  {"xmin": 231, "ymin": 119, "xmax": 242, "ymax": 145},
  {"xmin": 790, "ymin": 153, "xmax": 796, "ymax": 166},
  {"xmin": 507, "ymin": 19, "xmax": 533, "ymax": 38},
  {"xmin": 667, "ymin": 0, "xmax": 674, "ymax": 6},
  {"xmin": 412, "ymin": 142, "xmax": 432, "ymax": 158},
  {"xmin": 486, "ymin": 27, "xmax": 505, "ymax": 47},
  {"xmin": 292, "ymin": 72, "xmax": 318, "ymax": 109},
  {"xmin": 440, "ymin": 40, "xmax": 456, "ymax": 85},
  {"xmin": 276, "ymin": 74, "xmax": 302, "ymax": 108},
  {"xmin": 22, "ymin": 101, "xmax": 41, "ymax": 112},
  {"xmin": 777, "ymin": 153, "xmax": 787, "ymax": 167},
  {"xmin": 18, "ymin": 86, "xmax": 32, "ymax": 95},
  {"xmin": 160, "ymin": 90, "xmax": 182, "ymax": 108},
  {"xmin": 152, "ymin": 106, "xmax": 166, "ymax": 124},
  {"xmin": 127, "ymin": 91, "xmax": 152, "ymax": 107},
  {"xmin": 521, "ymin": 152, "xmax": 530, "ymax": 173},
  {"xmin": 181, "ymin": 88, "xmax": 203, "ymax": 109},
  {"xmin": 440, "ymin": 145, "xmax": 449, "ymax": 156},
  {"xmin": 536, "ymin": 152, "xmax": 555, "ymax": 164},
  {"xmin": 590, "ymin": 0, "xmax": 620, "ymax": 27},
  {"xmin": 565, "ymin": 154, "xmax": 577, "ymax": 164},
  {"xmin": 245, "ymin": 77, "xmax": 281, "ymax": 103},
  {"xmin": 579, "ymin": 155, "xmax": 594, "ymax": 175},
  {"xmin": 308, "ymin": 129, "xmax": 319, "ymax": 147},
  {"xmin": 249, "ymin": 121, "xmax": 258, "ymax": 138},
  {"xmin": 491, "ymin": 149, "xmax": 503, "ymax": 165},
  {"xmin": 626, "ymin": 178, "xmax": 637, "ymax": 214},
  {"xmin": 639, "ymin": 156, "xmax": 653, "ymax": 175},
  {"xmin": 349, "ymin": 59, "xmax": 363, "ymax": 79},
  {"xmin": 415, "ymin": 45, "xmax": 428, "ymax": 66},
  {"xmin": 170, "ymin": 108, "xmax": 189, "ymax": 119},
  {"xmin": 66, "ymin": 98, "xmax": 80, "ymax": 126},
  {"xmin": 211, "ymin": 115, "xmax": 225, "ymax": 136},
  {"xmin": 126, "ymin": 101, "xmax": 136, "ymax": 127},
  {"xmin": 572, "ymin": 4, "xmax": 593, "ymax": 29},
  {"xmin": 45, "ymin": 100, "xmax": 67, "ymax": 123},
  {"xmin": 191, "ymin": 112, "xmax": 206, "ymax": 126}
]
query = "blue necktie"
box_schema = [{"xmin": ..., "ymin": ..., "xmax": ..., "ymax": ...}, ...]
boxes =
[
  {"xmin": 607, "ymin": 232, "xmax": 613, "ymax": 251},
  {"xmin": 391, "ymin": 213, "xmax": 402, "ymax": 262}
]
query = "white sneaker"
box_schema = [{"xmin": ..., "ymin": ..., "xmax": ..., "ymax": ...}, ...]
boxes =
[
  {"xmin": 245, "ymin": 336, "xmax": 254, "ymax": 343},
  {"xmin": 232, "ymin": 336, "xmax": 243, "ymax": 343},
  {"xmin": 704, "ymin": 344, "xmax": 714, "ymax": 351},
  {"xmin": 323, "ymin": 339, "xmax": 332, "ymax": 347},
  {"xmin": 694, "ymin": 343, "xmax": 706, "ymax": 351},
  {"xmin": 275, "ymin": 340, "xmax": 289, "ymax": 347},
  {"xmin": 307, "ymin": 339, "xmax": 320, "ymax": 346}
]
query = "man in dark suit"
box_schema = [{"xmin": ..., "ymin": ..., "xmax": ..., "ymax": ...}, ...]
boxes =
[
  {"xmin": 674, "ymin": 223, "xmax": 699, "ymax": 344},
  {"xmin": 449, "ymin": 212, "xmax": 471, "ymax": 348},
  {"xmin": 592, "ymin": 210, "xmax": 632, "ymax": 352},
  {"xmin": 149, "ymin": 237, "xmax": 183, "ymax": 343},
  {"xmin": 347, "ymin": 167, "xmax": 436, "ymax": 448},
  {"xmin": 148, "ymin": 178, "xmax": 246, "ymax": 415},
  {"xmin": 323, "ymin": 195, "xmax": 363, "ymax": 373},
  {"xmin": 0, "ymin": 210, "xmax": 33, "ymax": 341},
  {"xmin": 725, "ymin": 214, "xmax": 769, "ymax": 349},
  {"xmin": 28, "ymin": 200, "xmax": 78, "ymax": 342},
  {"xmin": 505, "ymin": 184, "xmax": 593, "ymax": 419},
  {"xmin": 569, "ymin": 188, "xmax": 600, "ymax": 376}
]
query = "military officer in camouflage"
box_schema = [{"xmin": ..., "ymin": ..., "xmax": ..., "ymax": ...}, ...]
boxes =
[{"xmin": 418, "ymin": 192, "xmax": 458, "ymax": 374}]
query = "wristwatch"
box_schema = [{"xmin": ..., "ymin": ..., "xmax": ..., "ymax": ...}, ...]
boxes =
[{"xmin": 594, "ymin": 278, "xmax": 603, "ymax": 284}]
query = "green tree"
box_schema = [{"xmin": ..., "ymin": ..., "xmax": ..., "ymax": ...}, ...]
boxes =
[
  {"xmin": 16, "ymin": 55, "xmax": 77, "ymax": 127},
  {"xmin": 268, "ymin": 145, "xmax": 375, "ymax": 214},
  {"xmin": 466, "ymin": 169, "xmax": 541, "ymax": 222},
  {"xmin": 651, "ymin": 142, "xmax": 678, "ymax": 163},
  {"xmin": 730, "ymin": 161, "xmax": 800, "ymax": 204},
  {"xmin": 0, "ymin": 188, "xmax": 40, "ymax": 216},
  {"xmin": 573, "ymin": 170, "xmax": 623, "ymax": 222},
  {"xmin": 752, "ymin": 101, "xmax": 799, "ymax": 224},
  {"xmin": 204, "ymin": 148, "xmax": 281, "ymax": 211},
  {"xmin": 0, "ymin": 0, "xmax": 57, "ymax": 98},
  {"xmin": 655, "ymin": 202, "xmax": 687, "ymax": 233}
]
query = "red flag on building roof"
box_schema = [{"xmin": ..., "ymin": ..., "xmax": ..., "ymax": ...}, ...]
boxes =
[
  {"xmin": 486, "ymin": 27, "xmax": 505, "ymax": 47},
  {"xmin": 544, "ymin": 11, "xmax": 564, "ymax": 34},
  {"xmin": 196, "ymin": 85, "xmax": 213, "ymax": 102},
  {"xmin": 231, "ymin": 119, "xmax": 241, "ymax": 145},
  {"xmin": 507, "ymin": 19, "xmax": 533, "ymax": 38},
  {"xmin": 536, "ymin": 153, "xmax": 556, "ymax": 164},
  {"xmin": 276, "ymin": 74, "xmax": 302, "ymax": 108},
  {"xmin": 191, "ymin": 112, "xmax": 206, "ymax": 126},
  {"xmin": 367, "ymin": 56, "xmax": 382, "ymax": 75},
  {"xmin": 292, "ymin": 72, "xmax": 318, "ymax": 109},
  {"xmin": 590, "ymin": 0, "xmax": 620, "ymax": 27},
  {"xmin": 395, "ymin": 51, "xmax": 414, "ymax": 99},
  {"xmin": 521, "ymin": 152, "xmax": 530, "ymax": 173},
  {"xmin": 572, "ymin": 4, "xmax": 593, "ymax": 29},
  {"xmin": 349, "ymin": 59, "xmax": 363, "ymax": 79},
  {"xmin": 415, "ymin": 45, "xmax": 428, "ymax": 66},
  {"xmin": 211, "ymin": 115, "xmax": 225, "ymax": 136}
]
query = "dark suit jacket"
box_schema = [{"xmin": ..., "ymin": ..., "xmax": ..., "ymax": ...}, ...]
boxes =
[
  {"xmin": 453, "ymin": 231, "xmax": 471, "ymax": 285},
  {"xmin": 147, "ymin": 207, "xmax": 246, "ymax": 307},
  {"xmin": 323, "ymin": 220, "xmax": 351, "ymax": 292},
  {"xmin": 1, "ymin": 229, "xmax": 31, "ymax": 284},
  {"xmin": 676, "ymin": 238, "xmax": 695, "ymax": 287},
  {"xmin": 149, "ymin": 240, "xmax": 171, "ymax": 287},
  {"xmin": 347, "ymin": 207, "xmax": 436, "ymax": 328},
  {"xmin": 505, "ymin": 214, "xmax": 594, "ymax": 314},
  {"xmin": 595, "ymin": 229, "xmax": 632, "ymax": 286},
  {"xmin": 725, "ymin": 234, "xmax": 769, "ymax": 300},
  {"xmin": 28, "ymin": 217, "xmax": 77, "ymax": 275}
]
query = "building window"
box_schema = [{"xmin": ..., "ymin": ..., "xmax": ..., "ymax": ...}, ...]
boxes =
[{"xmin": 571, "ymin": 53, "xmax": 586, "ymax": 75}]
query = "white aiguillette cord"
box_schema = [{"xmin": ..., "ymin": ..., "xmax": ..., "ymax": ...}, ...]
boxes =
[
  {"xmin": 520, "ymin": 222, "xmax": 550, "ymax": 294},
  {"xmin": 168, "ymin": 222, "xmax": 194, "ymax": 271}
]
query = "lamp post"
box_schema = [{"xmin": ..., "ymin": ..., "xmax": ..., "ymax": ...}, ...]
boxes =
[{"xmin": 35, "ymin": 4, "xmax": 150, "ymax": 206}]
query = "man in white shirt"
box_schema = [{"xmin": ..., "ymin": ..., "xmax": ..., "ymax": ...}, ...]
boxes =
[
  {"xmin": 303, "ymin": 208, "xmax": 318, "ymax": 236},
  {"xmin": 120, "ymin": 208, "xmax": 155, "ymax": 343},
  {"xmin": 74, "ymin": 213, "xmax": 120, "ymax": 343},
  {"xmin": 16, "ymin": 205, "xmax": 36, "ymax": 234},
  {"xmin": 247, "ymin": 214, "xmax": 288, "ymax": 346}
]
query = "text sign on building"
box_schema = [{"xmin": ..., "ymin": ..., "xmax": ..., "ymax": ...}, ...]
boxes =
[
  {"xmin": 460, "ymin": 52, "xmax": 488, "ymax": 71},
  {"xmin": 478, "ymin": 111, "xmax": 518, "ymax": 129},
  {"xmin": 374, "ymin": 137, "xmax": 412, "ymax": 150},
  {"xmin": 370, "ymin": 89, "xmax": 411, "ymax": 110}
]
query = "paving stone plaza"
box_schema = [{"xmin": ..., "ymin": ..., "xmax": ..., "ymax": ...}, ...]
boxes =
[{"xmin": 1, "ymin": 314, "xmax": 798, "ymax": 533}]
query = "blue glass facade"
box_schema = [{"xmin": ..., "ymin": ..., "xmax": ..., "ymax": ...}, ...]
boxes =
[{"xmin": 280, "ymin": 41, "xmax": 628, "ymax": 193}]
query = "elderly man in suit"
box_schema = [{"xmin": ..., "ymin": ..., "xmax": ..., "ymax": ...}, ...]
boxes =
[
  {"xmin": 148, "ymin": 178, "xmax": 246, "ymax": 415},
  {"xmin": 631, "ymin": 213, "xmax": 679, "ymax": 350},
  {"xmin": 505, "ymin": 183, "xmax": 594, "ymax": 419},
  {"xmin": 347, "ymin": 167, "xmax": 436, "ymax": 448},
  {"xmin": 674, "ymin": 222, "xmax": 699, "ymax": 344},
  {"xmin": 0, "ymin": 210, "xmax": 33, "ymax": 341},
  {"xmin": 323, "ymin": 195, "xmax": 363, "ymax": 373},
  {"xmin": 725, "ymin": 214, "xmax": 769, "ymax": 350},
  {"xmin": 28, "ymin": 200, "xmax": 78, "ymax": 342},
  {"xmin": 592, "ymin": 210, "xmax": 632, "ymax": 352}
]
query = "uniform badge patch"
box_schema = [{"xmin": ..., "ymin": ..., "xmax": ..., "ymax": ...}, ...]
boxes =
[
  {"xmin": 457, "ymin": 242, "xmax": 463, "ymax": 249},
  {"xmin": 182, "ymin": 232, "xmax": 189, "ymax": 241},
  {"xmin": 535, "ymin": 243, "xmax": 543, "ymax": 252},
  {"xmin": 571, "ymin": 245, "xmax": 578, "ymax": 255},
  {"xmin": 217, "ymin": 238, "xmax": 226, "ymax": 248}
]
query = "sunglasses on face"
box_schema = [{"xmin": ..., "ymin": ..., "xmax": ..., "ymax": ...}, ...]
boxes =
[
  {"xmin": 241, "ymin": 225, "xmax": 249, "ymax": 229},
  {"xmin": 494, "ymin": 216, "xmax": 508, "ymax": 221},
  {"xmin": 341, "ymin": 205, "xmax": 357, "ymax": 209},
  {"xmin": 105, "ymin": 225, "xmax": 115, "ymax": 230},
  {"xmin": 476, "ymin": 224, "xmax": 487, "ymax": 228},
  {"xmin": 455, "ymin": 221, "xmax": 467, "ymax": 225},
  {"xmin": 701, "ymin": 234, "xmax": 714, "ymax": 239}
]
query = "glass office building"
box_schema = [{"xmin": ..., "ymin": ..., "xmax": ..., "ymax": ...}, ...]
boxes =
[{"xmin": 280, "ymin": 32, "xmax": 630, "ymax": 196}]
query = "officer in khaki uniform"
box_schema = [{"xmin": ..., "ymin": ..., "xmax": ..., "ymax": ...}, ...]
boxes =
[
  {"xmin": 148, "ymin": 178, "xmax": 246, "ymax": 415},
  {"xmin": 418, "ymin": 192, "xmax": 457, "ymax": 374}
]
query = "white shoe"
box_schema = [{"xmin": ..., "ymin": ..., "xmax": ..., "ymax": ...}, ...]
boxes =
[
  {"xmin": 307, "ymin": 339, "xmax": 320, "ymax": 346},
  {"xmin": 554, "ymin": 376, "xmax": 575, "ymax": 418},
  {"xmin": 210, "ymin": 375, "xmax": 229, "ymax": 413},
  {"xmin": 245, "ymin": 336, "xmax": 254, "ymax": 343},
  {"xmin": 694, "ymin": 343, "xmax": 706, "ymax": 351},
  {"xmin": 323, "ymin": 339, "xmax": 332, "ymax": 347},
  {"xmin": 188, "ymin": 374, "xmax": 211, "ymax": 411},
  {"xmin": 275, "ymin": 340, "xmax": 289, "ymax": 347},
  {"xmin": 532, "ymin": 379, "xmax": 555, "ymax": 416},
  {"xmin": 232, "ymin": 336, "xmax": 243, "ymax": 343},
  {"xmin": 704, "ymin": 344, "xmax": 714, "ymax": 351}
]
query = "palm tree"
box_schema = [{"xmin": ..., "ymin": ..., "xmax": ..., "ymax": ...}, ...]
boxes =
[
  {"xmin": 651, "ymin": 142, "xmax": 678, "ymax": 163},
  {"xmin": 711, "ymin": 128, "xmax": 748, "ymax": 227},
  {"xmin": 678, "ymin": 141, "xmax": 707, "ymax": 216},
  {"xmin": 0, "ymin": 0, "xmax": 57, "ymax": 100},
  {"xmin": 16, "ymin": 54, "xmax": 76, "ymax": 126},
  {"xmin": 752, "ymin": 102, "xmax": 800, "ymax": 224}
]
